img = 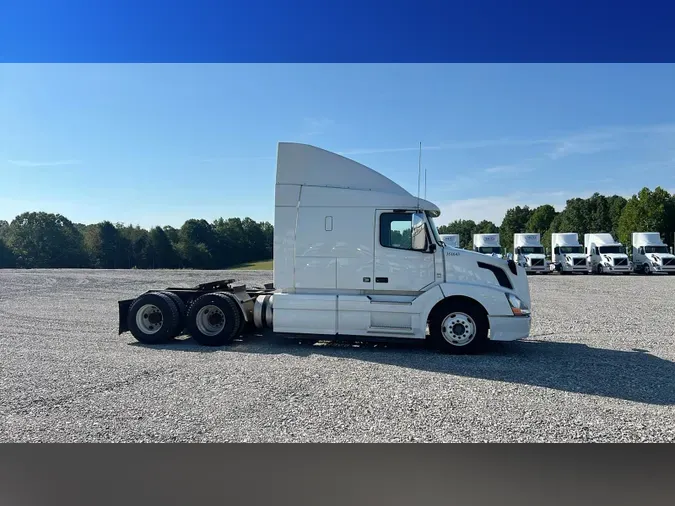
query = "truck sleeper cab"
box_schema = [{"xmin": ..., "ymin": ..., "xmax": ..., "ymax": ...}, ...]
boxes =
[
  {"xmin": 513, "ymin": 233, "xmax": 548, "ymax": 274},
  {"xmin": 440, "ymin": 233, "xmax": 460, "ymax": 249},
  {"xmin": 473, "ymin": 234, "xmax": 503, "ymax": 258},
  {"xmin": 631, "ymin": 232, "xmax": 675, "ymax": 275},
  {"xmin": 584, "ymin": 233, "xmax": 631, "ymax": 275},
  {"xmin": 550, "ymin": 233, "xmax": 589, "ymax": 274},
  {"xmin": 118, "ymin": 143, "xmax": 532, "ymax": 354}
]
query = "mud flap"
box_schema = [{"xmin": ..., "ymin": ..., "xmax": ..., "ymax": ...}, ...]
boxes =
[{"xmin": 118, "ymin": 299, "xmax": 133, "ymax": 334}]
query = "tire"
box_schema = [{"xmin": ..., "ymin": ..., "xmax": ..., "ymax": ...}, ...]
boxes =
[
  {"xmin": 159, "ymin": 291, "xmax": 187, "ymax": 337},
  {"xmin": 597, "ymin": 264, "xmax": 603, "ymax": 275},
  {"xmin": 127, "ymin": 292, "xmax": 180, "ymax": 345},
  {"xmin": 643, "ymin": 264, "xmax": 650, "ymax": 275},
  {"xmin": 186, "ymin": 292, "xmax": 243, "ymax": 346},
  {"xmin": 429, "ymin": 299, "xmax": 489, "ymax": 354},
  {"xmin": 220, "ymin": 292, "xmax": 248, "ymax": 337}
]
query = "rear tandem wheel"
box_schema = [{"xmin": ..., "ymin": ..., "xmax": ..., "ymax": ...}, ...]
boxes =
[{"xmin": 126, "ymin": 292, "xmax": 181, "ymax": 345}]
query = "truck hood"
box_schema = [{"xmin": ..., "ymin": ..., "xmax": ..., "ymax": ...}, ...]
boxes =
[
  {"xmin": 445, "ymin": 248, "xmax": 530, "ymax": 308},
  {"xmin": 602, "ymin": 253, "xmax": 628, "ymax": 261},
  {"xmin": 522, "ymin": 254, "xmax": 546, "ymax": 259},
  {"xmin": 649, "ymin": 252, "xmax": 675, "ymax": 261},
  {"xmin": 564, "ymin": 253, "xmax": 587, "ymax": 259}
]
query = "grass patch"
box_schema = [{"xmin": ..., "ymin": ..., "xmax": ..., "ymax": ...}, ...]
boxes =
[{"xmin": 230, "ymin": 259, "xmax": 273, "ymax": 270}]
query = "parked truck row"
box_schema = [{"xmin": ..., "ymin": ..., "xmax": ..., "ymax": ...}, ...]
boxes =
[{"xmin": 460, "ymin": 231, "xmax": 675, "ymax": 275}]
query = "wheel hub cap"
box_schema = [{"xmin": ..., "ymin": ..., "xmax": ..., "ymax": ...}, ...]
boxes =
[
  {"xmin": 196, "ymin": 305, "xmax": 226, "ymax": 336},
  {"xmin": 136, "ymin": 304, "xmax": 163, "ymax": 334},
  {"xmin": 441, "ymin": 312, "xmax": 477, "ymax": 346}
]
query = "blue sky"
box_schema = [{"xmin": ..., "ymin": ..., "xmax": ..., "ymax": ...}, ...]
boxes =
[{"xmin": 1, "ymin": 64, "xmax": 675, "ymax": 228}]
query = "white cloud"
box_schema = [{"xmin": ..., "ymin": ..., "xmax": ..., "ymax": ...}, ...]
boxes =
[
  {"xmin": 339, "ymin": 122, "xmax": 675, "ymax": 159},
  {"xmin": 437, "ymin": 191, "xmax": 576, "ymax": 226},
  {"xmin": 301, "ymin": 117, "xmax": 335, "ymax": 137}
]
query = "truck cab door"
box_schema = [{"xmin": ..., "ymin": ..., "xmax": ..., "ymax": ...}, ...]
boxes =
[{"xmin": 374, "ymin": 210, "xmax": 437, "ymax": 292}]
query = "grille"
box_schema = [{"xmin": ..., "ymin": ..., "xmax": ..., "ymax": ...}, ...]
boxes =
[
  {"xmin": 614, "ymin": 258, "xmax": 628, "ymax": 266},
  {"xmin": 531, "ymin": 259, "xmax": 544, "ymax": 267},
  {"xmin": 573, "ymin": 258, "xmax": 586, "ymax": 266},
  {"xmin": 664, "ymin": 257, "xmax": 675, "ymax": 266}
]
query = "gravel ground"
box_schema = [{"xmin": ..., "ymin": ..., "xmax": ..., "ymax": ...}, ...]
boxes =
[{"xmin": 1, "ymin": 268, "xmax": 674, "ymax": 442}]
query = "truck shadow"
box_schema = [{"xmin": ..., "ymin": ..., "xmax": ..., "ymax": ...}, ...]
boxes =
[{"xmin": 129, "ymin": 333, "xmax": 675, "ymax": 406}]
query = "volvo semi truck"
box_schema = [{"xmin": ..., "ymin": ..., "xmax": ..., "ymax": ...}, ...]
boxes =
[
  {"xmin": 631, "ymin": 232, "xmax": 675, "ymax": 275},
  {"xmin": 473, "ymin": 233, "xmax": 503, "ymax": 258},
  {"xmin": 550, "ymin": 233, "xmax": 589, "ymax": 274},
  {"xmin": 584, "ymin": 233, "xmax": 631, "ymax": 275},
  {"xmin": 118, "ymin": 143, "xmax": 532, "ymax": 354},
  {"xmin": 513, "ymin": 233, "xmax": 548, "ymax": 274},
  {"xmin": 440, "ymin": 234, "xmax": 460, "ymax": 249}
]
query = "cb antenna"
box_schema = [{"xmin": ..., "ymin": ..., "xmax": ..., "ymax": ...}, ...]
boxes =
[
  {"xmin": 417, "ymin": 141, "xmax": 422, "ymax": 210},
  {"xmin": 424, "ymin": 168, "xmax": 427, "ymax": 200}
]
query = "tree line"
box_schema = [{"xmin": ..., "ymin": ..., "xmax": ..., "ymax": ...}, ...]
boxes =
[
  {"xmin": 437, "ymin": 186, "xmax": 675, "ymax": 253},
  {"xmin": 1, "ymin": 186, "xmax": 674, "ymax": 269},
  {"xmin": 0, "ymin": 213, "xmax": 273, "ymax": 269}
]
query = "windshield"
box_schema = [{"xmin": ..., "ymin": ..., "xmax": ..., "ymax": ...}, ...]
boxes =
[
  {"xmin": 426, "ymin": 212, "xmax": 444, "ymax": 246},
  {"xmin": 644, "ymin": 245, "xmax": 669, "ymax": 254},
  {"xmin": 478, "ymin": 246, "xmax": 501, "ymax": 254},
  {"xmin": 518, "ymin": 246, "xmax": 544, "ymax": 255},
  {"xmin": 559, "ymin": 246, "xmax": 583, "ymax": 254},
  {"xmin": 599, "ymin": 246, "xmax": 624, "ymax": 254}
]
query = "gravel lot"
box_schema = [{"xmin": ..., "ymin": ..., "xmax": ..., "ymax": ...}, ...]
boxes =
[{"xmin": 1, "ymin": 268, "xmax": 674, "ymax": 442}]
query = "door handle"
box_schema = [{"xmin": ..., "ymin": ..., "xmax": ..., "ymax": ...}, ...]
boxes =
[{"xmin": 375, "ymin": 277, "xmax": 389, "ymax": 283}]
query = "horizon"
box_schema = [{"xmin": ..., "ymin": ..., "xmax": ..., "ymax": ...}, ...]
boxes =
[{"xmin": 2, "ymin": 64, "xmax": 675, "ymax": 229}]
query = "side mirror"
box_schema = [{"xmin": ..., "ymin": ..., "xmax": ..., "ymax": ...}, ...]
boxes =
[{"xmin": 411, "ymin": 213, "xmax": 428, "ymax": 251}]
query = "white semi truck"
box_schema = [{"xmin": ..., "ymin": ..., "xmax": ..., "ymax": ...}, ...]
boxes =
[
  {"xmin": 118, "ymin": 142, "xmax": 532, "ymax": 354},
  {"xmin": 513, "ymin": 233, "xmax": 548, "ymax": 274},
  {"xmin": 440, "ymin": 233, "xmax": 460, "ymax": 249},
  {"xmin": 550, "ymin": 233, "xmax": 589, "ymax": 274},
  {"xmin": 473, "ymin": 233, "xmax": 503, "ymax": 258},
  {"xmin": 584, "ymin": 233, "xmax": 631, "ymax": 275},
  {"xmin": 631, "ymin": 232, "xmax": 675, "ymax": 275}
]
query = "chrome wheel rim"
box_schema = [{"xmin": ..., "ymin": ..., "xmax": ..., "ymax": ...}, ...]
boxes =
[
  {"xmin": 136, "ymin": 304, "xmax": 163, "ymax": 334},
  {"xmin": 195, "ymin": 305, "xmax": 226, "ymax": 336},
  {"xmin": 441, "ymin": 312, "xmax": 477, "ymax": 346}
]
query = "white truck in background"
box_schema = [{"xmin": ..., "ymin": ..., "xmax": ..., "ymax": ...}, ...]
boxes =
[
  {"xmin": 440, "ymin": 234, "xmax": 460, "ymax": 249},
  {"xmin": 513, "ymin": 233, "xmax": 548, "ymax": 274},
  {"xmin": 584, "ymin": 233, "xmax": 631, "ymax": 275},
  {"xmin": 117, "ymin": 142, "xmax": 532, "ymax": 355},
  {"xmin": 631, "ymin": 232, "xmax": 675, "ymax": 275},
  {"xmin": 550, "ymin": 233, "xmax": 589, "ymax": 274},
  {"xmin": 473, "ymin": 233, "xmax": 503, "ymax": 258}
]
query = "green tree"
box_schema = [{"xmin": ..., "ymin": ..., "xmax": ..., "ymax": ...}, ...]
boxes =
[
  {"xmin": 617, "ymin": 187, "xmax": 675, "ymax": 245},
  {"xmin": 148, "ymin": 226, "xmax": 179, "ymax": 268},
  {"xmin": 499, "ymin": 206, "xmax": 533, "ymax": 252},
  {"xmin": 474, "ymin": 220, "xmax": 499, "ymax": 234},
  {"xmin": 438, "ymin": 219, "xmax": 477, "ymax": 249},
  {"xmin": 526, "ymin": 205, "xmax": 557, "ymax": 234},
  {"xmin": 0, "ymin": 237, "xmax": 15, "ymax": 268},
  {"xmin": 6, "ymin": 212, "xmax": 86, "ymax": 268}
]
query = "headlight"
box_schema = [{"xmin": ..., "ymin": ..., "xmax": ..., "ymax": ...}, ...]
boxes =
[{"xmin": 506, "ymin": 293, "xmax": 530, "ymax": 316}]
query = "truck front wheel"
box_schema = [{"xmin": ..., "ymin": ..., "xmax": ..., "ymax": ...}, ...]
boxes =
[
  {"xmin": 186, "ymin": 293, "xmax": 243, "ymax": 346},
  {"xmin": 429, "ymin": 300, "xmax": 489, "ymax": 354}
]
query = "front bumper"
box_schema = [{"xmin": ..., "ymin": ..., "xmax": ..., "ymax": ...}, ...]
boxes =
[
  {"xmin": 488, "ymin": 315, "xmax": 531, "ymax": 341},
  {"xmin": 603, "ymin": 264, "xmax": 631, "ymax": 273}
]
